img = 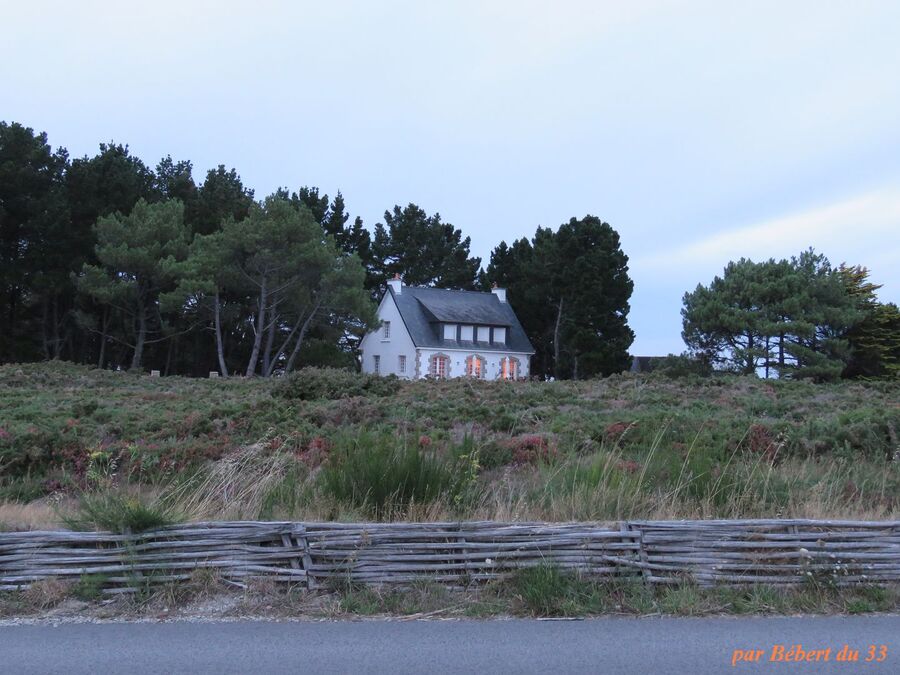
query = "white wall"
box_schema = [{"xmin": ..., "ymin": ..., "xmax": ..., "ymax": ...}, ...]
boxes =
[
  {"xmin": 416, "ymin": 348, "xmax": 531, "ymax": 381},
  {"xmin": 359, "ymin": 294, "xmax": 417, "ymax": 378}
]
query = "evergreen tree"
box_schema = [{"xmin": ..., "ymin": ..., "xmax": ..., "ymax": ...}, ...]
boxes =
[
  {"xmin": 682, "ymin": 250, "xmax": 861, "ymax": 380},
  {"xmin": 682, "ymin": 259, "xmax": 771, "ymax": 374},
  {"xmin": 0, "ymin": 122, "xmax": 71, "ymax": 361},
  {"xmin": 154, "ymin": 156, "xmax": 197, "ymax": 204},
  {"xmin": 324, "ymin": 192, "xmax": 375, "ymax": 291},
  {"xmin": 77, "ymin": 199, "xmax": 191, "ymax": 370},
  {"xmin": 66, "ymin": 142, "xmax": 156, "ymax": 233},
  {"xmin": 840, "ymin": 265, "xmax": 900, "ymax": 380},
  {"xmin": 371, "ymin": 203, "xmax": 481, "ymax": 291},
  {"xmin": 486, "ymin": 216, "xmax": 634, "ymax": 378},
  {"xmin": 189, "ymin": 165, "xmax": 255, "ymax": 236}
]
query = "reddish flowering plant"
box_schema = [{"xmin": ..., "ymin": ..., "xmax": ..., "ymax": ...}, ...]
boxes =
[
  {"xmin": 295, "ymin": 435, "xmax": 332, "ymax": 468},
  {"xmin": 503, "ymin": 434, "xmax": 558, "ymax": 465},
  {"xmin": 616, "ymin": 459, "xmax": 642, "ymax": 474}
]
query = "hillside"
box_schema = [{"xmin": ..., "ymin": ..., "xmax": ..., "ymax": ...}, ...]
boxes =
[{"xmin": 1, "ymin": 362, "xmax": 898, "ymax": 528}]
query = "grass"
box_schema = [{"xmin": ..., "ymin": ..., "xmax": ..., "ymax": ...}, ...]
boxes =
[
  {"xmin": 0, "ymin": 361, "xmax": 898, "ymax": 527},
  {"xmin": 5, "ymin": 571, "xmax": 896, "ymax": 620},
  {"xmin": 62, "ymin": 491, "xmax": 177, "ymax": 533},
  {"xmin": 319, "ymin": 431, "xmax": 465, "ymax": 517}
]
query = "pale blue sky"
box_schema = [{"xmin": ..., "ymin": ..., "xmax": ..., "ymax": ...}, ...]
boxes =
[{"xmin": 3, "ymin": 1, "xmax": 899, "ymax": 355}]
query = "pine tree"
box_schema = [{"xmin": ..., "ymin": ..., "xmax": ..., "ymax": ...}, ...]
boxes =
[
  {"xmin": 840, "ymin": 265, "xmax": 900, "ymax": 380},
  {"xmin": 486, "ymin": 216, "xmax": 634, "ymax": 378},
  {"xmin": 371, "ymin": 203, "xmax": 481, "ymax": 292}
]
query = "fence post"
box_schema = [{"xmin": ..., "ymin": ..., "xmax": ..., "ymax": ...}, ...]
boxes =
[
  {"xmin": 294, "ymin": 525, "xmax": 316, "ymax": 590},
  {"xmin": 624, "ymin": 522, "xmax": 652, "ymax": 585}
]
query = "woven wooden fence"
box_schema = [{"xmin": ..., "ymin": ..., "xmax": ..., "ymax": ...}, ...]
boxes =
[{"xmin": 2, "ymin": 519, "xmax": 898, "ymax": 593}]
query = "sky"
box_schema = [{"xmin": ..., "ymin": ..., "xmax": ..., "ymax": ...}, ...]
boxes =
[{"xmin": 3, "ymin": 0, "xmax": 899, "ymax": 355}]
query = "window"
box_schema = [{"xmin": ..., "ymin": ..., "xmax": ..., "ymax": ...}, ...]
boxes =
[
  {"xmin": 493, "ymin": 327, "xmax": 507, "ymax": 344},
  {"xmin": 500, "ymin": 357, "xmax": 519, "ymax": 380},
  {"xmin": 460, "ymin": 325, "xmax": 474, "ymax": 341},
  {"xmin": 383, "ymin": 321, "xmax": 391, "ymax": 339},
  {"xmin": 443, "ymin": 324, "xmax": 457, "ymax": 341},
  {"xmin": 465, "ymin": 355, "xmax": 485, "ymax": 379},
  {"xmin": 477, "ymin": 326, "xmax": 490, "ymax": 342},
  {"xmin": 398, "ymin": 355, "xmax": 406, "ymax": 373},
  {"xmin": 373, "ymin": 355, "xmax": 380, "ymax": 374},
  {"xmin": 430, "ymin": 354, "xmax": 449, "ymax": 378}
]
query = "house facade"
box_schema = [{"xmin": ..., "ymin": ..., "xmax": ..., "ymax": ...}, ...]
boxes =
[{"xmin": 360, "ymin": 278, "xmax": 534, "ymax": 380}]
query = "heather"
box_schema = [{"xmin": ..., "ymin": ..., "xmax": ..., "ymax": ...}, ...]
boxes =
[{"xmin": 1, "ymin": 362, "xmax": 898, "ymax": 528}]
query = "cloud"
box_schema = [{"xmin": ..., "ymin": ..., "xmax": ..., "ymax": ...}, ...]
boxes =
[
  {"xmin": 627, "ymin": 184, "xmax": 900, "ymax": 355},
  {"xmin": 632, "ymin": 184, "xmax": 900, "ymax": 298}
]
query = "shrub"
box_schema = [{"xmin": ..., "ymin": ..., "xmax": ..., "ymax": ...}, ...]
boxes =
[
  {"xmin": 272, "ymin": 367, "xmax": 400, "ymax": 401},
  {"xmin": 319, "ymin": 432, "xmax": 459, "ymax": 516},
  {"xmin": 63, "ymin": 492, "xmax": 177, "ymax": 533}
]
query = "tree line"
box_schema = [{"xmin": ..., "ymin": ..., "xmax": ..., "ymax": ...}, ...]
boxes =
[
  {"xmin": 1, "ymin": 121, "xmax": 635, "ymax": 377},
  {"xmin": 682, "ymin": 250, "xmax": 899, "ymax": 380}
]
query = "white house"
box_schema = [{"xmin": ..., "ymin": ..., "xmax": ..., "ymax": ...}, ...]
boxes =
[{"xmin": 360, "ymin": 277, "xmax": 534, "ymax": 380}]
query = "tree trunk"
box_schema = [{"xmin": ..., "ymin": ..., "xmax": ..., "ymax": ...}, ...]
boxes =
[
  {"xmin": 284, "ymin": 304, "xmax": 321, "ymax": 374},
  {"xmin": 264, "ymin": 303, "xmax": 313, "ymax": 377},
  {"xmin": 778, "ymin": 332, "xmax": 785, "ymax": 374},
  {"xmin": 51, "ymin": 295, "xmax": 62, "ymax": 360},
  {"xmin": 213, "ymin": 292, "xmax": 229, "ymax": 377},
  {"xmin": 764, "ymin": 336, "xmax": 770, "ymax": 379},
  {"xmin": 553, "ymin": 298, "xmax": 564, "ymax": 376},
  {"xmin": 41, "ymin": 300, "xmax": 51, "ymax": 360},
  {"xmin": 130, "ymin": 301, "xmax": 147, "ymax": 371},
  {"xmin": 164, "ymin": 336, "xmax": 175, "ymax": 376},
  {"xmin": 244, "ymin": 278, "xmax": 267, "ymax": 377},
  {"xmin": 746, "ymin": 334, "xmax": 756, "ymax": 375},
  {"xmin": 97, "ymin": 307, "xmax": 110, "ymax": 369},
  {"xmin": 262, "ymin": 300, "xmax": 279, "ymax": 377}
]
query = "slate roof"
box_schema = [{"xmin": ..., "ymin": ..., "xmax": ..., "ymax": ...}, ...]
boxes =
[{"xmin": 389, "ymin": 285, "xmax": 535, "ymax": 354}]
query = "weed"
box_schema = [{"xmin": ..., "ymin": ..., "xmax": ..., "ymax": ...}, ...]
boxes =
[{"xmin": 71, "ymin": 574, "xmax": 108, "ymax": 601}]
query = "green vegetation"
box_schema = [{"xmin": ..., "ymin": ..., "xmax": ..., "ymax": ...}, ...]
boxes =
[
  {"xmin": 1, "ymin": 363, "xmax": 897, "ymax": 528},
  {"xmin": 319, "ymin": 432, "xmax": 465, "ymax": 517},
  {"xmin": 484, "ymin": 215, "xmax": 634, "ymax": 378},
  {"xmin": 62, "ymin": 492, "xmax": 177, "ymax": 534},
  {"xmin": 273, "ymin": 368, "xmax": 400, "ymax": 401},
  {"xmin": 682, "ymin": 251, "xmax": 900, "ymax": 381},
  {"xmin": 3, "ymin": 573, "xmax": 897, "ymax": 620}
]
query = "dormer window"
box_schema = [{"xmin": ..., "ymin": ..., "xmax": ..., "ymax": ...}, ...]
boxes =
[
  {"xmin": 493, "ymin": 327, "xmax": 506, "ymax": 344},
  {"xmin": 460, "ymin": 325, "xmax": 474, "ymax": 341},
  {"xmin": 477, "ymin": 326, "xmax": 490, "ymax": 342},
  {"xmin": 443, "ymin": 323, "xmax": 457, "ymax": 341}
]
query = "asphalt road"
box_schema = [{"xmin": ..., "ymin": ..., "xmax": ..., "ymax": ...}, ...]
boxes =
[{"xmin": 1, "ymin": 616, "xmax": 897, "ymax": 674}]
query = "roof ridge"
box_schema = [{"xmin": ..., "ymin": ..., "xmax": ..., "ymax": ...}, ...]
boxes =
[{"xmin": 405, "ymin": 286, "xmax": 497, "ymax": 296}]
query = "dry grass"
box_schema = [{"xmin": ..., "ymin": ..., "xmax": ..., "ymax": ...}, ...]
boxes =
[
  {"xmin": 161, "ymin": 444, "xmax": 301, "ymax": 521},
  {"xmin": 0, "ymin": 499, "xmax": 68, "ymax": 531}
]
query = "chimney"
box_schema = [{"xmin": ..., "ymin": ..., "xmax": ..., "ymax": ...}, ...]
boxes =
[
  {"xmin": 491, "ymin": 282, "xmax": 506, "ymax": 303},
  {"xmin": 387, "ymin": 273, "xmax": 402, "ymax": 294}
]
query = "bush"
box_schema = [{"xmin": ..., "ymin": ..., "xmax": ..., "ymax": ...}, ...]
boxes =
[
  {"xmin": 319, "ymin": 432, "xmax": 460, "ymax": 516},
  {"xmin": 63, "ymin": 492, "xmax": 177, "ymax": 533},
  {"xmin": 649, "ymin": 353, "xmax": 713, "ymax": 379},
  {"xmin": 272, "ymin": 367, "xmax": 400, "ymax": 401}
]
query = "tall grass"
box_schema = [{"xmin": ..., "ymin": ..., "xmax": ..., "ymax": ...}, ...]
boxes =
[{"xmin": 319, "ymin": 432, "xmax": 462, "ymax": 518}]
